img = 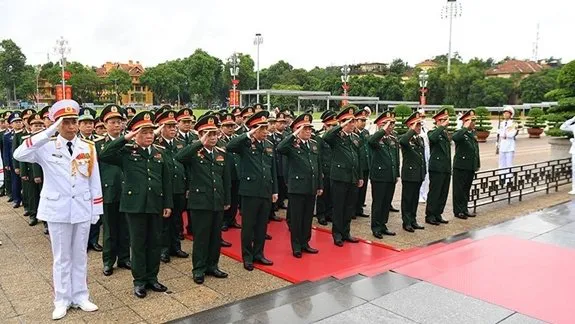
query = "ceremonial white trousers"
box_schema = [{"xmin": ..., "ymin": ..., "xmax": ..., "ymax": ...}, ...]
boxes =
[
  {"xmin": 499, "ymin": 151, "xmax": 515, "ymax": 179},
  {"xmin": 47, "ymin": 221, "xmax": 91, "ymax": 308}
]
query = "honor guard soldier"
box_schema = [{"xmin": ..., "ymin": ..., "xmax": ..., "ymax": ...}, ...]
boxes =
[
  {"xmin": 354, "ymin": 108, "xmax": 370, "ymax": 218},
  {"xmin": 95, "ymin": 105, "xmax": 131, "ymax": 276},
  {"xmin": 126, "ymin": 107, "xmax": 137, "ymax": 119},
  {"xmin": 218, "ymin": 112, "xmax": 242, "ymax": 231},
  {"xmin": 20, "ymin": 113, "xmax": 45, "ymax": 226},
  {"xmin": 227, "ymin": 111, "xmax": 278, "ymax": 271},
  {"xmin": 4, "ymin": 112, "xmax": 24, "ymax": 208},
  {"xmin": 425, "ymin": 109, "xmax": 451, "ymax": 225},
  {"xmin": 176, "ymin": 115, "xmax": 231, "ymax": 284},
  {"xmin": 315, "ymin": 111, "xmax": 337, "ymax": 225},
  {"xmin": 452, "ymin": 110, "xmax": 480, "ymax": 219},
  {"xmin": 14, "ymin": 99, "xmax": 103, "ymax": 320},
  {"xmin": 99, "ymin": 111, "xmax": 173, "ymax": 298},
  {"xmin": 368, "ymin": 111, "xmax": 399, "ymax": 238},
  {"xmin": 235, "ymin": 106, "xmax": 255, "ymax": 135},
  {"xmin": 2, "ymin": 111, "xmax": 13, "ymax": 200},
  {"xmin": 277, "ymin": 113, "xmax": 322, "ymax": 258},
  {"xmin": 323, "ymin": 106, "xmax": 364, "ymax": 246},
  {"xmin": 154, "ymin": 110, "xmax": 189, "ymax": 262},
  {"xmin": 399, "ymin": 112, "xmax": 426, "ymax": 233},
  {"xmin": 560, "ymin": 116, "xmax": 575, "ymax": 194},
  {"xmin": 497, "ymin": 106, "xmax": 518, "ymax": 179}
]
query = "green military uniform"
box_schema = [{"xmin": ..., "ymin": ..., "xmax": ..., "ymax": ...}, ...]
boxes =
[
  {"xmin": 425, "ymin": 109, "xmax": 452, "ymax": 225},
  {"xmin": 15, "ymin": 109, "xmax": 35, "ymax": 213},
  {"xmin": 2, "ymin": 111, "xmax": 13, "ymax": 199},
  {"xmin": 176, "ymin": 108, "xmax": 198, "ymax": 236},
  {"xmin": 354, "ymin": 109, "xmax": 371, "ymax": 217},
  {"xmin": 368, "ymin": 112, "xmax": 399, "ymax": 237},
  {"xmin": 315, "ymin": 111, "xmax": 336, "ymax": 224},
  {"xmin": 0, "ymin": 121, "xmax": 6, "ymax": 197},
  {"xmin": 452, "ymin": 110, "xmax": 480, "ymax": 219},
  {"xmin": 217, "ymin": 113, "xmax": 241, "ymax": 230},
  {"xmin": 176, "ymin": 116, "xmax": 231, "ymax": 281},
  {"xmin": 234, "ymin": 106, "xmax": 254, "ymax": 136},
  {"xmin": 154, "ymin": 110, "xmax": 188, "ymax": 261},
  {"xmin": 277, "ymin": 114, "xmax": 322, "ymax": 255},
  {"xmin": 323, "ymin": 107, "xmax": 363, "ymax": 245},
  {"xmin": 99, "ymin": 111, "xmax": 173, "ymax": 296},
  {"xmin": 399, "ymin": 113, "xmax": 426, "ymax": 232},
  {"xmin": 227, "ymin": 111, "xmax": 278, "ymax": 267},
  {"xmin": 96, "ymin": 105, "xmax": 131, "ymax": 275},
  {"xmin": 20, "ymin": 113, "xmax": 43, "ymax": 225}
]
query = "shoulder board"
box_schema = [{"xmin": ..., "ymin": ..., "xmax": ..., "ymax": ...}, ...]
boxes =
[
  {"xmin": 80, "ymin": 138, "xmax": 94, "ymax": 145},
  {"xmin": 309, "ymin": 138, "xmax": 317, "ymax": 143},
  {"xmin": 22, "ymin": 134, "xmax": 31, "ymax": 139},
  {"xmin": 153, "ymin": 144, "xmax": 165, "ymax": 151},
  {"xmin": 350, "ymin": 133, "xmax": 360, "ymax": 139},
  {"xmin": 94, "ymin": 136, "xmax": 105, "ymax": 143},
  {"xmin": 125, "ymin": 143, "xmax": 135, "ymax": 148},
  {"xmin": 215, "ymin": 146, "xmax": 226, "ymax": 153},
  {"xmin": 265, "ymin": 139, "xmax": 274, "ymax": 145},
  {"xmin": 49, "ymin": 136, "xmax": 57, "ymax": 141}
]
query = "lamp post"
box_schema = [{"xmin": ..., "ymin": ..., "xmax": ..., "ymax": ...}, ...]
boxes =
[
  {"xmin": 53, "ymin": 36, "xmax": 71, "ymax": 97},
  {"xmin": 253, "ymin": 33, "xmax": 263, "ymax": 103},
  {"xmin": 341, "ymin": 65, "xmax": 351, "ymax": 106},
  {"xmin": 441, "ymin": 0, "xmax": 462, "ymax": 74},
  {"xmin": 228, "ymin": 52, "xmax": 240, "ymax": 108},
  {"xmin": 419, "ymin": 70, "xmax": 429, "ymax": 106},
  {"xmin": 34, "ymin": 65, "xmax": 41, "ymax": 106}
]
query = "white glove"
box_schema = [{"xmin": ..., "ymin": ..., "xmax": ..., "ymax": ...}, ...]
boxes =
[
  {"xmin": 91, "ymin": 215, "xmax": 100, "ymax": 225},
  {"xmin": 46, "ymin": 118, "xmax": 63, "ymax": 137}
]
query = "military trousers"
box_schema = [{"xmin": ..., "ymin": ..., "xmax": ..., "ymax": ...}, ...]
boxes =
[
  {"xmin": 426, "ymin": 172, "xmax": 451, "ymax": 222},
  {"xmin": 191, "ymin": 209, "xmax": 223, "ymax": 276},
  {"xmin": 316, "ymin": 175, "xmax": 333, "ymax": 221},
  {"xmin": 288, "ymin": 193, "xmax": 315, "ymax": 253},
  {"xmin": 126, "ymin": 213, "xmax": 162, "ymax": 287},
  {"xmin": 331, "ymin": 180, "xmax": 357, "ymax": 241},
  {"xmin": 27, "ymin": 181, "xmax": 40, "ymax": 217},
  {"xmin": 102, "ymin": 202, "xmax": 130, "ymax": 267},
  {"xmin": 371, "ymin": 181, "xmax": 396, "ymax": 234},
  {"xmin": 223, "ymin": 180, "xmax": 240, "ymax": 227},
  {"xmin": 240, "ymin": 196, "xmax": 271, "ymax": 263},
  {"xmin": 452, "ymin": 168, "xmax": 475, "ymax": 215},
  {"xmin": 10, "ymin": 170, "xmax": 21, "ymax": 204},
  {"xmin": 88, "ymin": 220, "xmax": 101, "ymax": 247},
  {"xmin": 162, "ymin": 193, "xmax": 185, "ymax": 255},
  {"xmin": 401, "ymin": 181, "xmax": 423, "ymax": 226},
  {"xmin": 4, "ymin": 167, "xmax": 12, "ymax": 198},
  {"xmin": 356, "ymin": 170, "xmax": 370, "ymax": 214},
  {"xmin": 22, "ymin": 178, "xmax": 31, "ymax": 210}
]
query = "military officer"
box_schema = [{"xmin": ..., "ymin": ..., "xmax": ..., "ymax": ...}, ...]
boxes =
[
  {"xmin": 314, "ymin": 111, "xmax": 337, "ymax": 225},
  {"xmin": 99, "ymin": 111, "xmax": 173, "ymax": 298},
  {"xmin": 95, "ymin": 119, "xmax": 106, "ymax": 136},
  {"xmin": 354, "ymin": 108, "xmax": 370, "ymax": 218},
  {"xmin": 95, "ymin": 105, "xmax": 131, "ymax": 276},
  {"xmin": 40, "ymin": 106, "xmax": 53, "ymax": 128},
  {"xmin": 20, "ymin": 113, "xmax": 45, "ymax": 226},
  {"xmin": 368, "ymin": 111, "xmax": 399, "ymax": 238},
  {"xmin": 425, "ymin": 109, "xmax": 451, "ymax": 225},
  {"xmin": 0, "ymin": 112, "xmax": 8, "ymax": 197},
  {"xmin": 14, "ymin": 100, "xmax": 102, "ymax": 320},
  {"xmin": 417, "ymin": 109, "xmax": 431, "ymax": 203},
  {"xmin": 1, "ymin": 111, "xmax": 13, "ymax": 201},
  {"xmin": 452, "ymin": 110, "xmax": 480, "ymax": 219},
  {"xmin": 126, "ymin": 107, "xmax": 137, "ymax": 119},
  {"xmin": 268, "ymin": 112, "xmax": 287, "ymax": 221},
  {"xmin": 231, "ymin": 107, "xmax": 244, "ymax": 134},
  {"xmin": 497, "ymin": 106, "xmax": 518, "ymax": 180},
  {"xmin": 399, "ymin": 112, "xmax": 426, "ymax": 233},
  {"xmin": 235, "ymin": 106, "xmax": 254, "ymax": 135},
  {"xmin": 14, "ymin": 109, "xmax": 35, "ymax": 215},
  {"xmin": 323, "ymin": 106, "xmax": 363, "ymax": 246},
  {"xmin": 176, "ymin": 115, "xmax": 230, "ymax": 284},
  {"xmin": 277, "ymin": 113, "xmax": 322, "ymax": 258},
  {"xmin": 154, "ymin": 110, "xmax": 189, "ymax": 262},
  {"xmin": 218, "ymin": 112, "xmax": 242, "ymax": 231},
  {"xmin": 4, "ymin": 112, "xmax": 24, "ymax": 208},
  {"xmin": 227, "ymin": 111, "xmax": 278, "ymax": 271},
  {"xmin": 176, "ymin": 108, "xmax": 198, "ymax": 237}
]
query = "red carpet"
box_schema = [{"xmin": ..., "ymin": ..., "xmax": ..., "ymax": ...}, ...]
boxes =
[
  {"xmin": 394, "ymin": 236, "xmax": 575, "ymax": 324},
  {"xmin": 218, "ymin": 218, "xmax": 400, "ymax": 283}
]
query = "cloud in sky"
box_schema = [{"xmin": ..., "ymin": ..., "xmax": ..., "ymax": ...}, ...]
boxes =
[{"xmin": 1, "ymin": 0, "xmax": 573, "ymax": 69}]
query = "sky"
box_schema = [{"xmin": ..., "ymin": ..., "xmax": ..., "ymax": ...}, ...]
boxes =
[{"xmin": 0, "ymin": 0, "xmax": 573, "ymax": 70}]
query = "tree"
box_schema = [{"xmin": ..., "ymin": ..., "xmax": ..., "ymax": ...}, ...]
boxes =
[
  {"xmin": 259, "ymin": 60, "xmax": 293, "ymax": 89},
  {"xmin": 223, "ymin": 53, "xmax": 256, "ymax": 91},
  {"xmin": 389, "ymin": 58, "xmax": 409, "ymax": 76},
  {"xmin": 0, "ymin": 39, "xmax": 27, "ymax": 101},
  {"xmin": 181, "ymin": 49, "xmax": 223, "ymax": 107},
  {"xmin": 106, "ymin": 68, "xmax": 131, "ymax": 104},
  {"xmin": 519, "ymin": 69, "xmax": 559, "ymax": 103},
  {"xmin": 16, "ymin": 65, "xmax": 37, "ymax": 102},
  {"xmin": 140, "ymin": 62, "xmax": 185, "ymax": 104},
  {"xmin": 270, "ymin": 84, "xmax": 302, "ymax": 109},
  {"xmin": 556, "ymin": 60, "xmax": 575, "ymax": 97},
  {"xmin": 468, "ymin": 77, "xmax": 513, "ymax": 107}
]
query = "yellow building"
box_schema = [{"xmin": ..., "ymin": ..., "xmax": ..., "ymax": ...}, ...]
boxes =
[{"xmin": 96, "ymin": 60, "xmax": 153, "ymax": 105}]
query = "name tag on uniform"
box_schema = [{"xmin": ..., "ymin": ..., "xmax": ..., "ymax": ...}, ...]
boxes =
[
  {"xmin": 216, "ymin": 155, "xmax": 224, "ymax": 162},
  {"xmin": 51, "ymin": 153, "xmax": 63, "ymax": 158}
]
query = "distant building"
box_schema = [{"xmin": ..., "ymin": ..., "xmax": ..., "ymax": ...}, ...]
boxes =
[
  {"xmin": 485, "ymin": 59, "xmax": 544, "ymax": 79},
  {"xmin": 350, "ymin": 62, "xmax": 388, "ymax": 76},
  {"xmin": 415, "ymin": 60, "xmax": 439, "ymax": 72},
  {"xmin": 96, "ymin": 60, "xmax": 154, "ymax": 105}
]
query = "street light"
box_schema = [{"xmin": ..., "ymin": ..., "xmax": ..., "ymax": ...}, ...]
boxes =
[
  {"xmin": 441, "ymin": 0, "xmax": 462, "ymax": 74},
  {"xmin": 34, "ymin": 65, "xmax": 42, "ymax": 106},
  {"xmin": 418, "ymin": 70, "xmax": 429, "ymax": 106},
  {"xmin": 53, "ymin": 36, "xmax": 71, "ymax": 97},
  {"xmin": 253, "ymin": 33, "xmax": 263, "ymax": 102},
  {"xmin": 228, "ymin": 52, "xmax": 241, "ymax": 108},
  {"xmin": 341, "ymin": 64, "xmax": 351, "ymax": 97}
]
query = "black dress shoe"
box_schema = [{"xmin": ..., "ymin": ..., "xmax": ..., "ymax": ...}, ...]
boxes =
[
  {"xmin": 221, "ymin": 240, "xmax": 232, "ymax": 247},
  {"xmin": 293, "ymin": 251, "xmax": 302, "ymax": 258},
  {"xmin": 28, "ymin": 217, "xmax": 38, "ymax": 226},
  {"xmin": 23, "ymin": 211, "xmax": 31, "ymax": 216},
  {"xmin": 103, "ymin": 266, "xmax": 113, "ymax": 276},
  {"xmin": 12, "ymin": 202, "xmax": 21, "ymax": 208},
  {"xmin": 193, "ymin": 275, "xmax": 205, "ymax": 284},
  {"xmin": 270, "ymin": 214, "xmax": 282, "ymax": 222},
  {"xmin": 221, "ymin": 224, "xmax": 229, "ymax": 231},
  {"xmin": 230, "ymin": 222, "xmax": 242, "ymax": 229},
  {"xmin": 412, "ymin": 223, "xmax": 425, "ymax": 230},
  {"xmin": 134, "ymin": 286, "xmax": 147, "ymax": 298},
  {"xmin": 147, "ymin": 282, "xmax": 168, "ymax": 292},
  {"xmin": 373, "ymin": 232, "xmax": 383, "ymax": 239},
  {"xmin": 382, "ymin": 229, "xmax": 396, "ymax": 236},
  {"xmin": 43, "ymin": 227, "xmax": 49, "ymax": 235},
  {"xmin": 243, "ymin": 262, "xmax": 254, "ymax": 271},
  {"xmin": 254, "ymin": 257, "xmax": 273, "ymax": 266},
  {"xmin": 160, "ymin": 254, "xmax": 171, "ymax": 263},
  {"xmin": 357, "ymin": 213, "xmax": 370, "ymax": 218},
  {"xmin": 318, "ymin": 219, "xmax": 328, "ymax": 226},
  {"xmin": 118, "ymin": 262, "xmax": 131, "ymax": 270},
  {"xmin": 90, "ymin": 243, "xmax": 103, "ymax": 252},
  {"xmin": 465, "ymin": 212, "xmax": 477, "ymax": 217},
  {"xmin": 390, "ymin": 206, "xmax": 400, "ymax": 212},
  {"xmin": 437, "ymin": 218, "xmax": 449, "ymax": 224},
  {"xmin": 172, "ymin": 250, "xmax": 189, "ymax": 258},
  {"xmin": 303, "ymin": 246, "xmax": 319, "ymax": 254},
  {"xmin": 7, "ymin": 197, "xmax": 13, "ymax": 203},
  {"xmin": 334, "ymin": 240, "xmax": 344, "ymax": 247},
  {"xmin": 344, "ymin": 237, "xmax": 360, "ymax": 243},
  {"xmin": 403, "ymin": 225, "xmax": 415, "ymax": 233},
  {"xmin": 454, "ymin": 213, "xmax": 468, "ymax": 220},
  {"xmin": 206, "ymin": 269, "xmax": 228, "ymax": 278},
  {"xmin": 425, "ymin": 219, "xmax": 440, "ymax": 226},
  {"xmin": 265, "ymin": 234, "xmax": 272, "ymax": 240}
]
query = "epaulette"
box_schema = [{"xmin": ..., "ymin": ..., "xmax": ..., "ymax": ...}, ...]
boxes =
[
  {"xmin": 125, "ymin": 143, "xmax": 136, "ymax": 148},
  {"xmin": 153, "ymin": 144, "xmax": 165, "ymax": 151},
  {"xmin": 94, "ymin": 136, "xmax": 105, "ymax": 143},
  {"xmin": 309, "ymin": 138, "xmax": 317, "ymax": 143},
  {"xmin": 215, "ymin": 146, "xmax": 226, "ymax": 153},
  {"xmin": 265, "ymin": 139, "xmax": 274, "ymax": 145},
  {"xmin": 350, "ymin": 133, "xmax": 360, "ymax": 139},
  {"xmin": 80, "ymin": 138, "xmax": 95, "ymax": 145},
  {"xmin": 22, "ymin": 134, "xmax": 31, "ymax": 140},
  {"xmin": 49, "ymin": 136, "xmax": 57, "ymax": 141}
]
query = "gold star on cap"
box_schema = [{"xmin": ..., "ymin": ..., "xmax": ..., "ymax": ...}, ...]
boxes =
[{"xmin": 144, "ymin": 113, "xmax": 151, "ymax": 120}]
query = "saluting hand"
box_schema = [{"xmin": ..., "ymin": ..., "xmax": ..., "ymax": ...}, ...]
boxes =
[
  {"xmin": 293, "ymin": 125, "xmax": 304, "ymax": 138},
  {"xmin": 162, "ymin": 208, "xmax": 171, "ymax": 218},
  {"xmin": 153, "ymin": 124, "xmax": 165, "ymax": 136},
  {"xmin": 124, "ymin": 127, "xmax": 143, "ymax": 141},
  {"xmin": 200, "ymin": 131, "xmax": 210, "ymax": 146},
  {"xmin": 341, "ymin": 118, "xmax": 352, "ymax": 128},
  {"xmin": 463, "ymin": 120, "xmax": 472, "ymax": 129}
]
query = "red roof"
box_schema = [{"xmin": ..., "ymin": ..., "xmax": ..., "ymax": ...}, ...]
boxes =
[
  {"xmin": 96, "ymin": 61, "xmax": 145, "ymax": 77},
  {"xmin": 416, "ymin": 60, "xmax": 438, "ymax": 67},
  {"xmin": 486, "ymin": 60, "xmax": 543, "ymax": 76}
]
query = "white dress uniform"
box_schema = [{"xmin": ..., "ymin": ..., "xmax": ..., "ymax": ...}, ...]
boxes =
[
  {"xmin": 560, "ymin": 117, "xmax": 575, "ymax": 194},
  {"xmin": 13, "ymin": 100, "xmax": 103, "ymax": 318},
  {"xmin": 498, "ymin": 118, "xmax": 518, "ymax": 177},
  {"xmin": 419, "ymin": 120, "xmax": 431, "ymax": 202}
]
